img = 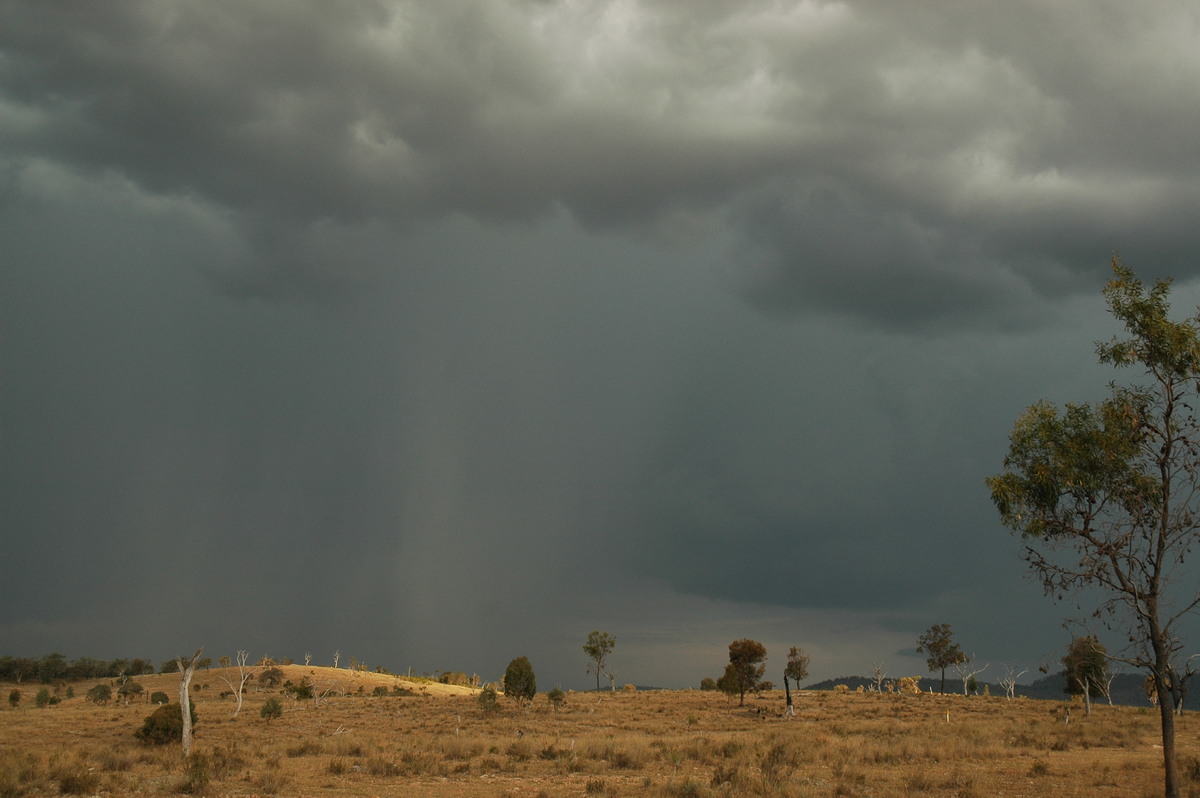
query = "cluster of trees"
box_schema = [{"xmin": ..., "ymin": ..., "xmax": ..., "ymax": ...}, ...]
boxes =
[
  {"xmin": 698, "ymin": 640, "xmax": 809, "ymax": 708},
  {"xmin": 0, "ymin": 654, "xmax": 160, "ymax": 683}
]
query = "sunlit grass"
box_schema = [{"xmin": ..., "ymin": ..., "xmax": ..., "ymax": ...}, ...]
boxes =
[{"xmin": 0, "ymin": 665, "xmax": 1189, "ymax": 797}]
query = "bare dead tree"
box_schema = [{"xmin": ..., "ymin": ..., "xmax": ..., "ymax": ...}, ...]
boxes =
[
  {"xmin": 869, "ymin": 663, "xmax": 888, "ymax": 694},
  {"xmin": 175, "ymin": 648, "xmax": 203, "ymax": 756},
  {"xmin": 304, "ymin": 653, "xmax": 312, "ymax": 667},
  {"xmin": 953, "ymin": 659, "xmax": 989, "ymax": 696},
  {"xmin": 217, "ymin": 650, "xmax": 258, "ymax": 719},
  {"xmin": 999, "ymin": 664, "xmax": 1029, "ymax": 700},
  {"xmin": 333, "ymin": 650, "xmax": 341, "ymax": 669}
]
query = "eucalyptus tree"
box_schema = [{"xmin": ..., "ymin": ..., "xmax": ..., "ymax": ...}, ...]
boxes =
[
  {"xmin": 582, "ymin": 631, "xmax": 616, "ymax": 692},
  {"xmin": 988, "ymin": 259, "xmax": 1200, "ymax": 798},
  {"xmin": 916, "ymin": 624, "xmax": 966, "ymax": 694}
]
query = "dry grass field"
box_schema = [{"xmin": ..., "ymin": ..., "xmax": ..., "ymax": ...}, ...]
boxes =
[{"xmin": 3, "ymin": 665, "xmax": 1200, "ymax": 797}]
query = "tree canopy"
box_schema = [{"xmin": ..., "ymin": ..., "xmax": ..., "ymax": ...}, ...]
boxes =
[
  {"xmin": 726, "ymin": 639, "xmax": 767, "ymax": 707},
  {"xmin": 988, "ymin": 259, "xmax": 1200, "ymax": 798},
  {"xmin": 582, "ymin": 631, "xmax": 616, "ymax": 692},
  {"xmin": 916, "ymin": 624, "xmax": 967, "ymax": 694}
]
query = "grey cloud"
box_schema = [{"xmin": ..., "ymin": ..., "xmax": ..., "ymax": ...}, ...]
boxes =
[
  {"xmin": 5, "ymin": 1, "xmax": 1200, "ymax": 318},
  {"xmin": 4, "ymin": 0, "xmax": 1200, "ymax": 686}
]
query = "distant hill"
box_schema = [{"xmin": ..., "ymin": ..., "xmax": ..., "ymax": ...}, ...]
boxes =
[{"xmin": 805, "ymin": 672, "xmax": 1173, "ymax": 709}]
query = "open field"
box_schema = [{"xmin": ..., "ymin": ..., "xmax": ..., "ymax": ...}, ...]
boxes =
[{"xmin": 3, "ymin": 665, "xmax": 1199, "ymax": 797}]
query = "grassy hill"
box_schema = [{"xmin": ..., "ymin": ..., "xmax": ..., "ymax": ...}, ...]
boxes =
[{"xmin": 2, "ymin": 670, "xmax": 1195, "ymax": 796}]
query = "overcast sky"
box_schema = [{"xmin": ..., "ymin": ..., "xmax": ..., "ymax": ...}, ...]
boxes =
[{"xmin": 4, "ymin": 1, "xmax": 1200, "ymax": 690}]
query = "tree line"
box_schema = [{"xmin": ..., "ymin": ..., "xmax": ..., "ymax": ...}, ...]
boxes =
[{"xmin": 0, "ymin": 654, "xmax": 168, "ymax": 683}]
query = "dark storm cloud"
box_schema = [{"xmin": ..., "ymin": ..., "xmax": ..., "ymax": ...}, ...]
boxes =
[
  {"xmin": 5, "ymin": 1, "xmax": 1198, "ymax": 316},
  {"xmin": 4, "ymin": 0, "xmax": 1200, "ymax": 686}
]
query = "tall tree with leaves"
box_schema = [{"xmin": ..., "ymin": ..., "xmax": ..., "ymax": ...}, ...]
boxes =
[
  {"xmin": 916, "ymin": 624, "xmax": 966, "ymax": 694},
  {"xmin": 727, "ymin": 639, "xmax": 767, "ymax": 707},
  {"xmin": 988, "ymin": 259, "xmax": 1200, "ymax": 798},
  {"xmin": 1063, "ymin": 636, "xmax": 1109, "ymax": 715},
  {"xmin": 502, "ymin": 656, "xmax": 537, "ymax": 707},
  {"xmin": 582, "ymin": 631, "xmax": 616, "ymax": 692},
  {"xmin": 783, "ymin": 646, "xmax": 809, "ymax": 715}
]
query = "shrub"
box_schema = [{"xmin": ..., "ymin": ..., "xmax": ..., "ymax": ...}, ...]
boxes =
[
  {"xmin": 150, "ymin": 691, "xmax": 169, "ymax": 704},
  {"xmin": 259, "ymin": 667, "xmax": 284, "ymax": 688},
  {"xmin": 135, "ymin": 701, "xmax": 197, "ymax": 745},
  {"xmin": 547, "ymin": 686, "xmax": 566, "ymax": 711},
  {"xmin": 86, "ymin": 684, "xmax": 112, "ymax": 704},
  {"xmin": 35, "ymin": 688, "xmax": 51, "ymax": 708},
  {"xmin": 117, "ymin": 680, "xmax": 144, "ymax": 704},
  {"xmin": 260, "ymin": 697, "xmax": 283, "ymax": 721},
  {"xmin": 283, "ymin": 679, "xmax": 313, "ymax": 700},
  {"xmin": 503, "ymin": 657, "xmax": 536, "ymax": 706},
  {"xmin": 478, "ymin": 684, "xmax": 499, "ymax": 714},
  {"xmin": 699, "ymin": 677, "xmax": 717, "ymax": 691},
  {"xmin": 8, "ymin": 689, "xmax": 20, "ymax": 707}
]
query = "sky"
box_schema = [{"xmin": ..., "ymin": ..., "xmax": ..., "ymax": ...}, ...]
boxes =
[{"xmin": 4, "ymin": 0, "xmax": 1200, "ymax": 691}]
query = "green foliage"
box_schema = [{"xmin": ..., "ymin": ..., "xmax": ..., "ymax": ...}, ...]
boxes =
[
  {"xmin": 282, "ymin": 679, "xmax": 313, "ymax": 700},
  {"xmin": 583, "ymin": 631, "xmax": 616, "ymax": 691},
  {"xmin": 34, "ymin": 688, "xmax": 51, "ymax": 708},
  {"xmin": 503, "ymin": 657, "xmax": 537, "ymax": 705},
  {"xmin": 7, "ymin": 689, "xmax": 19, "ymax": 707},
  {"xmin": 150, "ymin": 691, "xmax": 169, "ymax": 705},
  {"xmin": 258, "ymin": 667, "xmax": 284, "ymax": 688},
  {"xmin": 988, "ymin": 259, "xmax": 1200, "ymax": 797},
  {"xmin": 135, "ymin": 701, "xmax": 197, "ymax": 745},
  {"xmin": 727, "ymin": 639, "xmax": 767, "ymax": 706},
  {"xmin": 699, "ymin": 677, "xmax": 717, "ymax": 691},
  {"xmin": 478, "ymin": 684, "xmax": 499, "ymax": 714},
  {"xmin": 1063, "ymin": 636, "xmax": 1109, "ymax": 699},
  {"xmin": 260, "ymin": 697, "xmax": 283, "ymax": 721},
  {"xmin": 36, "ymin": 653, "xmax": 67, "ymax": 684},
  {"xmin": 716, "ymin": 663, "xmax": 740, "ymax": 699},
  {"xmin": 85, "ymin": 684, "xmax": 112, "ymax": 704},
  {"xmin": 117, "ymin": 680, "xmax": 144, "ymax": 703},
  {"xmin": 917, "ymin": 624, "xmax": 967, "ymax": 693},
  {"xmin": 547, "ymin": 686, "xmax": 566, "ymax": 711},
  {"xmin": 784, "ymin": 646, "xmax": 810, "ymax": 684}
]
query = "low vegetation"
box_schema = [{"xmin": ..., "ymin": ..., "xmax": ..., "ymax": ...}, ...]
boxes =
[{"xmin": 1, "ymin": 663, "xmax": 1195, "ymax": 797}]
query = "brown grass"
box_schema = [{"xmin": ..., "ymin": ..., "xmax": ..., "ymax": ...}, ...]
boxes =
[{"xmin": 1, "ymin": 665, "xmax": 1197, "ymax": 797}]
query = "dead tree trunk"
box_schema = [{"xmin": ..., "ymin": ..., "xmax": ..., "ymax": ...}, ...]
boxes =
[{"xmin": 176, "ymin": 648, "xmax": 203, "ymax": 757}]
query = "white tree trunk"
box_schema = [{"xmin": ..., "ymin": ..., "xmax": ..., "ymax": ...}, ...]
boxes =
[{"xmin": 176, "ymin": 648, "xmax": 203, "ymax": 756}]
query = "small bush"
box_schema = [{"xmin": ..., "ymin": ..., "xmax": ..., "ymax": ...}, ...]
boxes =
[
  {"xmin": 258, "ymin": 667, "xmax": 284, "ymax": 689},
  {"xmin": 282, "ymin": 679, "xmax": 313, "ymax": 700},
  {"xmin": 86, "ymin": 684, "xmax": 112, "ymax": 704},
  {"xmin": 260, "ymin": 697, "xmax": 283, "ymax": 721},
  {"xmin": 503, "ymin": 657, "xmax": 536, "ymax": 706},
  {"xmin": 547, "ymin": 686, "xmax": 566, "ymax": 711},
  {"xmin": 34, "ymin": 689, "xmax": 51, "ymax": 708},
  {"xmin": 7, "ymin": 689, "xmax": 19, "ymax": 707},
  {"xmin": 117, "ymin": 681, "xmax": 144, "ymax": 704},
  {"xmin": 150, "ymin": 691, "xmax": 169, "ymax": 704},
  {"xmin": 478, "ymin": 684, "xmax": 499, "ymax": 714},
  {"xmin": 135, "ymin": 701, "xmax": 197, "ymax": 746}
]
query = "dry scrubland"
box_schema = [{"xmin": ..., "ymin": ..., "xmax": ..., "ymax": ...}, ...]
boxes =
[{"xmin": 3, "ymin": 665, "xmax": 1200, "ymax": 797}]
